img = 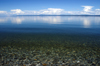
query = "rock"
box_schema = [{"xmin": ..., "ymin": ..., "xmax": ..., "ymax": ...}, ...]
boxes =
[
  {"xmin": 91, "ymin": 63, "xmax": 96, "ymax": 66},
  {"xmin": 53, "ymin": 57, "xmax": 59, "ymax": 64},
  {"xmin": 77, "ymin": 61, "xmax": 80, "ymax": 63},
  {"xmin": 36, "ymin": 63, "xmax": 43, "ymax": 66},
  {"xmin": 87, "ymin": 59, "xmax": 92, "ymax": 63}
]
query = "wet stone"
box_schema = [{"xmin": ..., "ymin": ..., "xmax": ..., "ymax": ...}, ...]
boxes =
[
  {"xmin": 80, "ymin": 65, "xmax": 85, "ymax": 66},
  {"xmin": 90, "ymin": 63, "xmax": 96, "ymax": 66},
  {"xmin": 97, "ymin": 62, "xmax": 100, "ymax": 65},
  {"xmin": 53, "ymin": 57, "xmax": 59, "ymax": 64},
  {"xmin": 87, "ymin": 60, "xmax": 92, "ymax": 63},
  {"xmin": 0, "ymin": 45, "xmax": 100, "ymax": 66}
]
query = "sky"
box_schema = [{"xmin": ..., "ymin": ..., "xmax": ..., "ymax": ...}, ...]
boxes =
[{"xmin": 0, "ymin": 0, "xmax": 100, "ymax": 15}]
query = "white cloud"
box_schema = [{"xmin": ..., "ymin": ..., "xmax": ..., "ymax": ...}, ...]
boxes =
[
  {"xmin": 82, "ymin": 6, "xmax": 93, "ymax": 12},
  {"xmin": 11, "ymin": 9, "xmax": 24, "ymax": 15},
  {"xmin": 95, "ymin": 9, "xmax": 100, "ymax": 11},
  {"xmin": 24, "ymin": 8, "xmax": 65, "ymax": 15},
  {"xmin": 18, "ymin": 8, "xmax": 66, "ymax": 15},
  {"xmin": 0, "ymin": 11, "xmax": 7, "ymax": 14},
  {"xmin": 94, "ymin": 9, "xmax": 100, "ymax": 15},
  {"xmin": 42, "ymin": 8, "xmax": 64, "ymax": 15},
  {"xmin": 1, "ymin": 6, "xmax": 100, "ymax": 15}
]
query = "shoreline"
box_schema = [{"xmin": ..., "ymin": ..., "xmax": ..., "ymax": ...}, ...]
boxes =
[
  {"xmin": 0, "ymin": 33, "xmax": 100, "ymax": 66},
  {"xmin": 0, "ymin": 45, "xmax": 100, "ymax": 66}
]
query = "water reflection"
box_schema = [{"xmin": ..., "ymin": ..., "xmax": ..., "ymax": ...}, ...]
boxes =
[
  {"xmin": 33, "ymin": 16, "xmax": 63, "ymax": 24},
  {"xmin": 0, "ymin": 17, "xmax": 8, "ymax": 23},
  {"xmin": 0, "ymin": 16, "xmax": 100, "ymax": 28},
  {"xmin": 11, "ymin": 17, "xmax": 24, "ymax": 24},
  {"xmin": 83, "ymin": 19, "xmax": 91, "ymax": 28}
]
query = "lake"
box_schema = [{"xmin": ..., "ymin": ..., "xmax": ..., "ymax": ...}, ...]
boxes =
[
  {"xmin": 0, "ymin": 16, "xmax": 100, "ymax": 34},
  {"xmin": 0, "ymin": 16, "xmax": 100, "ymax": 65}
]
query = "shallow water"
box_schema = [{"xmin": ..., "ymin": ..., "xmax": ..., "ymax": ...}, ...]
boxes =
[
  {"xmin": 0, "ymin": 16, "xmax": 100, "ymax": 47},
  {"xmin": 0, "ymin": 16, "xmax": 100, "ymax": 46},
  {"xmin": 0, "ymin": 16, "xmax": 100, "ymax": 65}
]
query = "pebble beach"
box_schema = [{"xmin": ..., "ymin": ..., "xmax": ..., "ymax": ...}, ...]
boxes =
[
  {"xmin": 0, "ymin": 34, "xmax": 100, "ymax": 66},
  {"xmin": 0, "ymin": 45, "xmax": 100, "ymax": 66}
]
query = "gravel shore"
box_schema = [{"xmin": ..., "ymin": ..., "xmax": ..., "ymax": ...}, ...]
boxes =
[
  {"xmin": 0, "ymin": 46, "xmax": 100, "ymax": 66},
  {"xmin": 0, "ymin": 34, "xmax": 100, "ymax": 66}
]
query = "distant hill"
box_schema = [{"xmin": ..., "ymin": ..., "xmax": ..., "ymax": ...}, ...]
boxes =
[{"xmin": 15, "ymin": 15, "xmax": 100, "ymax": 16}]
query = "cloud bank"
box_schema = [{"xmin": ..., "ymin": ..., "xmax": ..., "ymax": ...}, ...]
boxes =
[
  {"xmin": 0, "ymin": 11, "xmax": 7, "ymax": 14},
  {"xmin": 82, "ymin": 6, "xmax": 93, "ymax": 12},
  {"xmin": 11, "ymin": 9, "xmax": 24, "ymax": 14},
  {"xmin": 0, "ymin": 6, "xmax": 100, "ymax": 15}
]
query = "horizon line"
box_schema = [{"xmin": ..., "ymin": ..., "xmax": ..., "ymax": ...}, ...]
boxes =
[{"xmin": 15, "ymin": 15, "xmax": 100, "ymax": 16}]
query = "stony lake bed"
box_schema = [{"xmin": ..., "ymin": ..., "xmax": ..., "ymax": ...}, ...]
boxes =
[{"xmin": 0, "ymin": 33, "xmax": 100, "ymax": 66}]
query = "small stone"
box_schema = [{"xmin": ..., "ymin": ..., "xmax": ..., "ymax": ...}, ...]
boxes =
[
  {"xmin": 77, "ymin": 61, "xmax": 80, "ymax": 63},
  {"xmin": 23, "ymin": 64, "xmax": 26, "ymax": 66},
  {"xmin": 80, "ymin": 64, "xmax": 85, "ymax": 66},
  {"xmin": 73, "ymin": 51, "xmax": 76, "ymax": 53},
  {"xmin": 67, "ymin": 52, "xmax": 70, "ymax": 54},
  {"xmin": 73, "ymin": 59, "xmax": 75, "ymax": 61},
  {"xmin": 87, "ymin": 60, "xmax": 92, "ymax": 63},
  {"xmin": 91, "ymin": 63, "xmax": 96, "ymax": 66},
  {"xmin": 42, "ymin": 63, "xmax": 47, "ymax": 66},
  {"xmin": 92, "ymin": 62, "xmax": 96, "ymax": 64},
  {"xmin": 34, "ymin": 59, "xmax": 37, "ymax": 61}
]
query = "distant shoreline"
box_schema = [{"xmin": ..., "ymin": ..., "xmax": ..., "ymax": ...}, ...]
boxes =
[
  {"xmin": 15, "ymin": 15, "xmax": 100, "ymax": 16},
  {"xmin": 1, "ymin": 15, "xmax": 100, "ymax": 17}
]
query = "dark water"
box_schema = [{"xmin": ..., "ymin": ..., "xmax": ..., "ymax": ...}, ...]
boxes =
[{"xmin": 0, "ymin": 16, "xmax": 100, "ymax": 48}]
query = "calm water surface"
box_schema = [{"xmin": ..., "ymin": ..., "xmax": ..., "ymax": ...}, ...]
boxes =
[
  {"xmin": 0, "ymin": 16, "xmax": 100, "ymax": 47},
  {"xmin": 0, "ymin": 16, "xmax": 100, "ymax": 34}
]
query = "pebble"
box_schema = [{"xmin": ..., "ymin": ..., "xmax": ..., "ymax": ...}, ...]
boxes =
[
  {"xmin": 77, "ymin": 61, "xmax": 80, "ymax": 63},
  {"xmin": 0, "ymin": 46, "xmax": 100, "ymax": 66},
  {"xmin": 36, "ymin": 63, "xmax": 43, "ymax": 66}
]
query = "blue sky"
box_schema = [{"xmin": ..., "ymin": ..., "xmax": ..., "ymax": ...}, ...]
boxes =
[{"xmin": 0, "ymin": 0, "xmax": 100, "ymax": 15}]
